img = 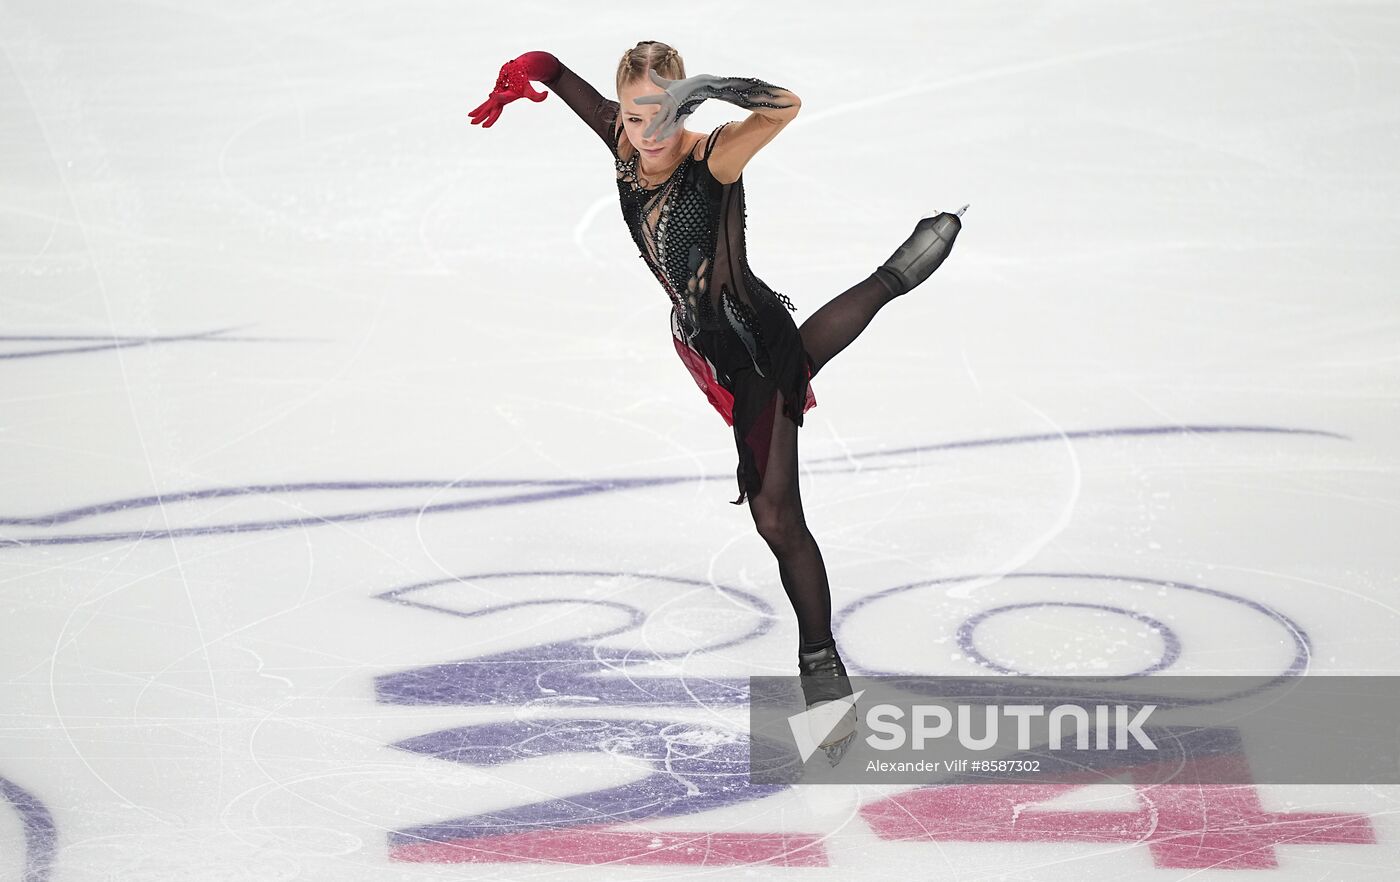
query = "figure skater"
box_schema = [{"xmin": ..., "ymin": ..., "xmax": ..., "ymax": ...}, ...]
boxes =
[{"xmin": 469, "ymin": 42, "xmax": 962, "ymax": 734}]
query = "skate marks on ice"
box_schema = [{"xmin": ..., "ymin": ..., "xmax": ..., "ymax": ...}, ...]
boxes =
[
  {"xmin": 847, "ymin": 571, "xmax": 1312, "ymax": 682},
  {"xmin": 368, "ymin": 568, "xmax": 1353, "ymax": 867},
  {"xmin": 0, "ymin": 325, "xmax": 319, "ymax": 361},
  {"xmin": 376, "ymin": 570, "xmax": 824, "ymax": 865},
  {"xmin": 374, "ymin": 571, "xmax": 1312, "ymax": 711},
  {"xmin": 386, "ymin": 719, "xmax": 819, "ymax": 866},
  {"xmin": 855, "ymin": 738, "xmax": 1375, "ymax": 871},
  {"xmin": 0, "ymin": 423, "xmax": 1345, "ymax": 546},
  {"xmin": 0, "ymin": 422, "xmax": 1360, "ymax": 870},
  {"xmin": 375, "ymin": 570, "xmax": 774, "ymax": 709}
]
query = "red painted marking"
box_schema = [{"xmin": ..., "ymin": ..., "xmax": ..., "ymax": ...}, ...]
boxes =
[
  {"xmin": 391, "ymin": 829, "xmax": 828, "ymax": 866},
  {"xmin": 861, "ymin": 756, "xmax": 1375, "ymax": 869}
]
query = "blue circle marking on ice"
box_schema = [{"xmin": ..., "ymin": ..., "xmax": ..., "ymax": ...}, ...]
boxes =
[
  {"xmin": 839, "ymin": 572, "xmax": 1311, "ymax": 705},
  {"xmin": 955, "ymin": 601, "xmax": 1181, "ymax": 679}
]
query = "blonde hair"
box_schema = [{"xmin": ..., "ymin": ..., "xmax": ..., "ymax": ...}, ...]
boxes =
[
  {"xmin": 616, "ymin": 40, "xmax": 685, "ymax": 93},
  {"xmin": 613, "ymin": 41, "xmax": 687, "ymax": 158}
]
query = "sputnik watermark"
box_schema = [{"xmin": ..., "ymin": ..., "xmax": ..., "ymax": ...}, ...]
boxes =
[
  {"xmin": 751, "ymin": 676, "xmax": 1400, "ymax": 785},
  {"xmin": 787, "ymin": 700, "xmax": 1156, "ymax": 763},
  {"xmin": 866, "ymin": 703, "xmax": 1158, "ymax": 751}
]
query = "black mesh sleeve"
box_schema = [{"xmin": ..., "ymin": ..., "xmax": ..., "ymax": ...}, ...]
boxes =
[{"xmin": 545, "ymin": 63, "xmax": 620, "ymax": 153}]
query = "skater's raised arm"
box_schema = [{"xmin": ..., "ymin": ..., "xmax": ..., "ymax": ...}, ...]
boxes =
[
  {"xmin": 634, "ymin": 70, "xmax": 801, "ymax": 184},
  {"xmin": 470, "ymin": 51, "xmax": 620, "ymax": 152}
]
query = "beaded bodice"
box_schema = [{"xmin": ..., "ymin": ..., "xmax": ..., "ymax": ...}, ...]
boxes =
[
  {"xmin": 612, "ymin": 129, "xmax": 797, "ymax": 376},
  {"xmin": 614, "ymin": 143, "xmax": 720, "ymax": 335}
]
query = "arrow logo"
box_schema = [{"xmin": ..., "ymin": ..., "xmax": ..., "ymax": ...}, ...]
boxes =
[{"xmin": 787, "ymin": 690, "xmax": 865, "ymax": 763}]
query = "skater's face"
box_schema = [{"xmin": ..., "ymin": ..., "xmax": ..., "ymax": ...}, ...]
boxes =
[{"xmin": 619, "ymin": 75, "xmax": 684, "ymax": 164}]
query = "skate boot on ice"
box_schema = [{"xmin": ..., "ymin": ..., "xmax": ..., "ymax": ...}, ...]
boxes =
[
  {"xmin": 797, "ymin": 638, "xmax": 857, "ymax": 766},
  {"xmin": 877, "ymin": 204, "xmax": 968, "ymax": 295}
]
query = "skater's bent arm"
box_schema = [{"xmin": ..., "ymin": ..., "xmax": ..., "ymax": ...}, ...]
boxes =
[
  {"xmin": 545, "ymin": 61, "xmax": 623, "ymax": 152},
  {"xmin": 703, "ymin": 79, "xmax": 801, "ymax": 185}
]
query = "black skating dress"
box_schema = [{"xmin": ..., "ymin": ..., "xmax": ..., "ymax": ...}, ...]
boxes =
[{"xmin": 548, "ymin": 63, "xmax": 817, "ymax": 505}]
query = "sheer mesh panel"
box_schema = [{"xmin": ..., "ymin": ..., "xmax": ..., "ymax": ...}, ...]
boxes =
[{"xmin": 546, "ymin": 63, "xmax": 620, "ymax": 149}]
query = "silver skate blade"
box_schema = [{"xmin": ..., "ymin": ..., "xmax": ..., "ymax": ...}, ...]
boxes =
[
  {"xmin": 822, "ymin": 730, "xmax": 854, "ymax": 766},
  {"xmin": 817, "ymin": 704, "xmax": 858, "ymax": 767}
]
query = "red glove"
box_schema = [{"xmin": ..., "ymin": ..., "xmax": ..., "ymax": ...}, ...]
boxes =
[{"xmin": 469, "ymin": 51, "xmax": 561, "ymax": 128}]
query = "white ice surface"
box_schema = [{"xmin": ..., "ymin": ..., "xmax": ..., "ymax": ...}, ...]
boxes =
[{"xmin": 2, "ymin": 1, "xmax": 1398, "ymax": 879}]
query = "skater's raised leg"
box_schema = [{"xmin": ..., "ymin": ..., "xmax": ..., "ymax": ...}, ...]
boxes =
[
  {"xmin": 798, "ymin": 207, "xmax": 965, "ymax": 376},
  {"xmin": 798, "ymin": 272, "xmax": 904, "ymax": 376}
]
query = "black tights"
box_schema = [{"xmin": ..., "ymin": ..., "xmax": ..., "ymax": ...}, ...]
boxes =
[{"xmin": 748, "ymin": 270, "xmax": 903, "ymax": 649}]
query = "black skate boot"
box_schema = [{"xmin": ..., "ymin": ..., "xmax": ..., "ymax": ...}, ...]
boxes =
[
  {"xmin": 797, "ymin": 638, "xmax": 857, "ymax": 766},
  {"xmin": 877, "ymin": 204, "xmax": 968, "ymax": 295}
]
